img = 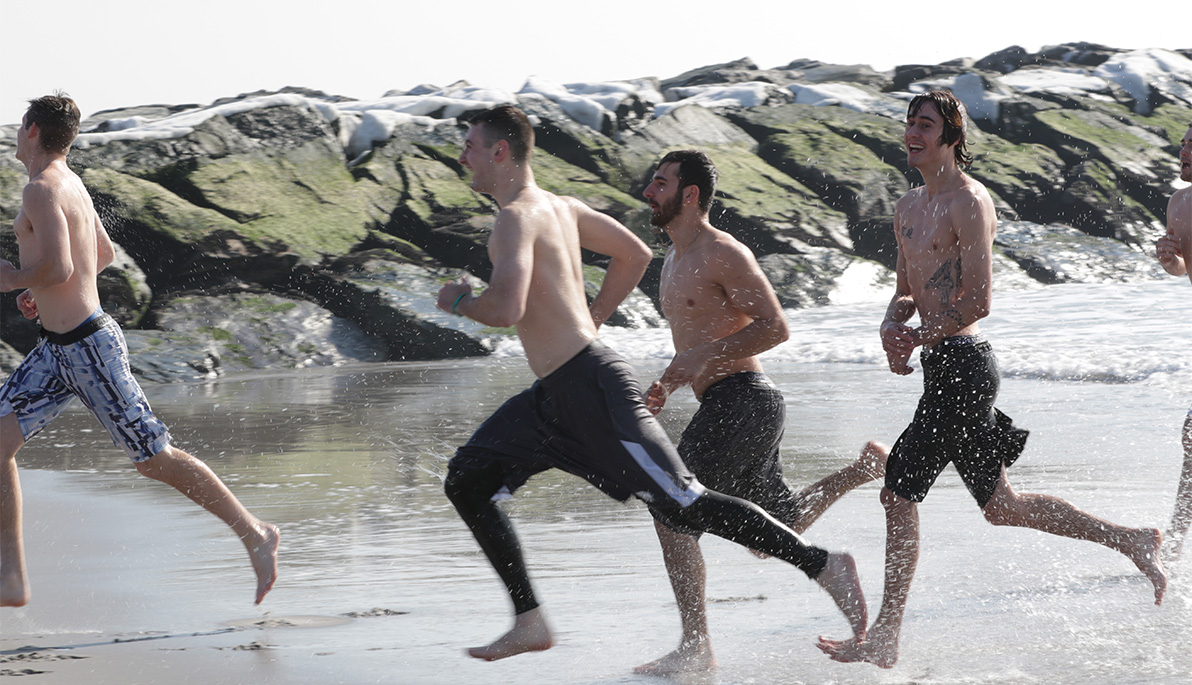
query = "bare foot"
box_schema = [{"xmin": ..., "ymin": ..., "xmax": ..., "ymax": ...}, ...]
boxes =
[
  {"xmin": 247, "ymin": 523, "xmax": 280, "ymax": 605},
  {"xmin": 634, "ymin": 638, "xmax": 716, "ymax": 676},
  {"xmin": 1125, "ymin": 528, "xmax": 1166, "ymax": 606},
  {"xmin": 817, "ymin": 632, "xmax": 898, "ymax": 668},
  {"xmin": 816, "ymin": 552, "xmax": 867, "ymax": 640},
  {"xmin": 853, "ymin": 441, "xmax": 888, "ymax": 481},
  {"xmin": 1, "ymin": 570, "xmax": 30, "ymax": 607},
  {"xmin": 468, "ymin": 607, "xmax": 554, "ymax": 661}
]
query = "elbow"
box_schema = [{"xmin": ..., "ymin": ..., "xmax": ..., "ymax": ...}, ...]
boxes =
[
  {"xmin": 45, "ymin": 263, "xmax": 74, "ymax": 287},
  {"xmin": 971, "ymin": 300, "xmax": 991, "ymax": 322},
  {"xmin": 626, "ymin": 243, "xmax": 653, "ymax": 275},
  {"xmin": 487, "ymin": 304, "xmax": 525, "ymax": 329},
  {"xmin": 773, "ymin": 317, "xmax": 790, "ymax": 344}
]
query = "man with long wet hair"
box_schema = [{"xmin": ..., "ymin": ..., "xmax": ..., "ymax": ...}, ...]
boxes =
[{"xmin": 818, "ymin": 89, "xmax": 1167, "ymax": 669}]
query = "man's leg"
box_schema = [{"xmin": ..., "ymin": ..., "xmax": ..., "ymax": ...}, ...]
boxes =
[
  {"xmin": 818, "ymin": 487, "xmax": 918, "ymax": 669},
  {"xmin": 789, "ymin": 441, "xmax": 888, "ymax": 534},
  {"xmin": 672, "ymin": 488, "xmax": 868, "ymax": 640},
  {"xmin": 135, "ymin": 445, "xmax": 279, "ymax": 605},
  {"xmin": 0, "ymin": 413, "xmax": 29, "ymax": 607},
  {"xmin": 1163, "ymin": 413, "xmax": 1192, "ymax": 564},
  {"xmin": 443, "ymin": 462, "xmax": 553, "ymax": 660},
  {"xmin": 980, "ymin": 468, "xmax": 1166, "ymax": 605},
  {"xmin": 634, "ymin": 520, "xmax": 715, "ymax": 675}
]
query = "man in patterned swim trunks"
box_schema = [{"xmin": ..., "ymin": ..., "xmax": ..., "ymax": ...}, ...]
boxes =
[
  {"xmin": 817, "ymin": 89, "xmax": 1167, "ymax": 669},
  {"xmin": 0, "ymin": 94, "xmax": 279, "ymax": 608},
  {"xmin": 1154, "ymin": 122, "xmax": 1192, "ymax": 563},
  {"xmin": 633, "ymin": 150, "xmax": 888, "ymax": 676}
]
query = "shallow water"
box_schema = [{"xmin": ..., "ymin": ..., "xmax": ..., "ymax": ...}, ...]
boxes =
[{"xmin": 3, "ymin": 281, "xmax": 1191, "ymax": 684}]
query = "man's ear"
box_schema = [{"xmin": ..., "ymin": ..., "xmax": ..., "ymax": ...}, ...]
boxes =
[
  {"xmin": 492, "ymin": 139, "xmax": 507, "ymax": 162},
  {"xmin": 683, "ymin": 184, "xmax": 699, "ymax": 207}
]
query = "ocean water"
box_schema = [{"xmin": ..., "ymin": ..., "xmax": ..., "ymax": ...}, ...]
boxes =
[{"xmin": 3, "ymin": 279, "xmax": 1191, "ymax": 684}]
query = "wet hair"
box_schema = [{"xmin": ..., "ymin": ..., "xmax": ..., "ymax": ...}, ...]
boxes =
[
  {"xmin": 908, "ymin": 89, "xmax": 973, "ymax": 167},
  {"xmin": 468, "ymin": 105, "xmax": 534, "ymax": 163},
  {"xmin": 24, "ymin": 92, "xmax": 81, "ymax": 154},
  {"xmin": 658, "ymin": 149, "xmax": 718, "ymax": 212}
]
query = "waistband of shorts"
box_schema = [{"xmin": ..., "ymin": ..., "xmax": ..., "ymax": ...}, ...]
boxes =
[
  {"xmin": 39, "ymin": 312, "xmax": 114, "ymax": 346},
  {"xmin": 923, "ymin": 333, "xmax": 989, "ymax": 354},
  {"xmin": 540, "ymin": 339, "xmax": 608, "ymax": 382},
  {"xmin": 699, "ymin": 371, "xmax": 774, "ymax": 402}
]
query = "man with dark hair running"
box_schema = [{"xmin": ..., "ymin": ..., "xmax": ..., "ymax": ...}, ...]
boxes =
[
  {"xmin": 634, "ymin": 149, "xmax": 886, "ymax": 676},
  {"xmin": 1, "ymin": 94, "xmax": 279, "ymax": 608},
  {"xmin": 1155, "ymin": 122, "xmax": 1192, "ymax": 564},
  {"xmin": 437, "ymin": 106, "xmax": 867, "ymax": 662},
  {"xmin": 817, "ymin": 90, "xmax": 1167, "ymax": 668}
]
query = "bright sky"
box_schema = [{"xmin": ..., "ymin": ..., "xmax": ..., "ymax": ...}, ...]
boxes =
[{"xmin": 2, "ymin": 0, "xmax": 1184, "ymax": 127}]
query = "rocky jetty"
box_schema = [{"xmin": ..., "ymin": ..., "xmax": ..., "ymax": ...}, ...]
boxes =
[{"xmin": 1, "ymin": 43, "xmax": 1189, "ymax": 381}]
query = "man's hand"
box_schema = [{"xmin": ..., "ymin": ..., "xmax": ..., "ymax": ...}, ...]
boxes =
[
  {"xmin": 1157, "ymin": 233, "xmax": 1184, "ymax": 270},
  {"xmin": 16, "ymin": 290, "xmax": 37, "ymax": 319},
  {"xmin": 644, "ymin": 380, "xmax": 670, "ymax": 416},
  {"xmin": 647, "ymin": 346, "xmax": 713, "ymax": 414},
  {"xmin": 0, "ymin": 259, "xmax": 17, "ymax": 293},
  {"xmin": 437, "ymin": 277, "xmax": 472, "ymax": 315},
  {"xmin": 880, "ymin": 320, "xmax": 916, "ymax": 375}
]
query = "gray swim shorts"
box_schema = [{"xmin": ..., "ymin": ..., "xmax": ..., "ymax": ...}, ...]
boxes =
[{"xmin": 0, "ymin": 312, "xmax": 171, "ymax": 462}]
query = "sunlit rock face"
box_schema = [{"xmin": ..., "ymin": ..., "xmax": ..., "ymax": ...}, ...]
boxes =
[{"xmin": 0, "ymin": 45, "xmax": 1187, "ymax": 381}]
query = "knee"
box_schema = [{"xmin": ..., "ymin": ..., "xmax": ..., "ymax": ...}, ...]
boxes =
[
  {"xmin": 981, "ymin": 493, "xmax": 1019, "ymax": 526},
  {"xmin": 134, "ymin": 445, "xmax": 182, "ymax": 481},
  {"xmin": 0, "ymin": 416, "xmax": 24, "ymax": 460},
  {"xmin": 880, "ymin": 486, "xmax": 911, "ymax": 513},
  {"xmin": 443, "ymin": 465, "xmax": 497, "ymax": 512}
]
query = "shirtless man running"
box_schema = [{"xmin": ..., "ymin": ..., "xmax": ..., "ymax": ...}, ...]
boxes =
[
  {"xmin": 436, "ymin": 105, "xmax": 867, "ymax": 663},
  {"xmin": 1, "ymin": 94, "xmax": 279, "ymax": 608},
  {"xmin": 632, "ymin": 150, "xmax": 886, "ymax": 676},
  {"xmin": 1155, "ymin": 122, "xmax": 1192, "ymax": 564},
  {"xmin": 817, "ymin": 89, "xmax": 1167, "ymax": 669}
]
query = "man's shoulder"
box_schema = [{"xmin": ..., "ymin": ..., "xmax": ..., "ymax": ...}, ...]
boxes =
[
  {"xmin": 1172, "ymin": 185, "xmax": 1192, "ymax": 206},
  {"xmin": 896, "ymin": 185, "xmax": 926, "ymax": 208},
  {"xmin": 699, "ymin": 227, "xmax": 760, "ymax": 272}
]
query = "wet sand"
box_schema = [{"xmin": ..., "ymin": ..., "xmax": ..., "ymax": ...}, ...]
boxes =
[{"xmin": 3, "ymin": 359, "xmax": 1191, "ymax": 684}]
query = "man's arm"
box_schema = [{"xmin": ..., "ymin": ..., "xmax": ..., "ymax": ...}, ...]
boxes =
[
  {"xmin": 95, "ymin": 216, "xmax": 115, "ymax": 273},
  {"xmin": 881, "ymin": 209, "xmax": 917, "ymax": 374},
  {"xmin": 572, "ymin": 199, "xmax": 652, "ymax": 328},
  {"xmin": 0, "ymin": 183, "xmax": 74, "ymax": 292},
  {"xmin": 436, "ymin": 208, "xmax": 533, "ymax": 327},
  {"xmin": 911, "ymin": 191, "xmax": 995, "ymax": 348},
  {"xmin": 1156, "ymin": 191, "xmax": 1189, "ymax": 277}
]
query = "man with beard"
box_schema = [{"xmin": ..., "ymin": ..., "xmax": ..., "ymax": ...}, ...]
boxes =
[
  {"xmin": 633, "ymin": 149, "xmax": 887, "ymax": 676},
  {"xmin": 1155, "ymin": 123, "xmax": 1192, "ymax": 563},
  {"xmin": 436, "ymin": 107, "xmax": 867, "ymax": 663}
]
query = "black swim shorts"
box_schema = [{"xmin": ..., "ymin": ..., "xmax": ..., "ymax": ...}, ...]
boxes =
[
  {"xmin": 884, "ymin": 335, "xmax": 1029, "ymax": 508},
  {"xmin": 664, "ymin": 372, "xmax": 802, "ymax": 537},
  {"xmin": 450, "ymin": 341, "xmax": 705, "ymax": 508}
]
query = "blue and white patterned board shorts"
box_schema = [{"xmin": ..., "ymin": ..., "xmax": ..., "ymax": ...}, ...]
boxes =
[{"xmin": 0, "ymin": 314, "xmax": 170, "ymax": 462}]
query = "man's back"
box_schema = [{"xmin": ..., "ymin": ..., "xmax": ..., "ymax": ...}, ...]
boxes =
[
  {"xmin": 500, "ymin": 188, "xmax": 600, "ymax": 378},
  {"xmin": 13, "ymin": 160, "xmax": 107, "ymax": 332}
]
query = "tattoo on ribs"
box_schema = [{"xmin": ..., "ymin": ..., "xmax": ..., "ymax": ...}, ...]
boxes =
[
  {"xmin": 925, "ymin": 258, "xmax": 961, "ymax": 305},
  {"xmin": 901, "ymin": 225, "xmax": 914, "ymax": 239},
  {"xmin": 943, "ymin": 309, "xmax": 965, "ymax": 328}
]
